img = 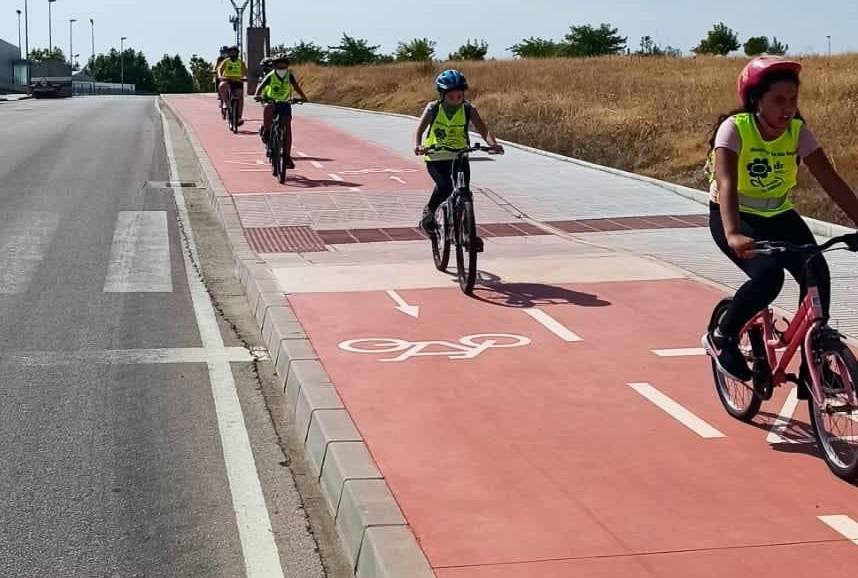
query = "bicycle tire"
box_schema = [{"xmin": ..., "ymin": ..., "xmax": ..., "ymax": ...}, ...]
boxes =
[
  {"xmin": 455, "ymin": 198, "xmax": 478, "ymax": 295},
  {"xmin": 277, "ymin": 126, "xmax": 288, "ymax": 184},
  {"xmin": 270, "ymin": 128, "xmax": 281, "ymax": 177},
  {"xmin": 709, "ymin": 298, "xmax": 762, "ymax": 422},
  {"xmin": 230, "ymin": 99, "xmax": 239, "ymax": 134},
  {"xmin": 431, "ymin": 204, "xmax": 451, "ymax": 271},
  {"xmin": 807, "ymin": 335, "xmax": 858, "ymax": 481}
]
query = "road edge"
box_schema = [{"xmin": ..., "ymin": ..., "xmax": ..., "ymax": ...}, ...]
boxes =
[{"xmin": 160, "ymin": 95, "xmax": 435, "ymax": 578}]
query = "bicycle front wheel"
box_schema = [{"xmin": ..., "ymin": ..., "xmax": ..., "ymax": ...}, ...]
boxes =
[
  {"xmin": 709, "ymin": 298, "xmax": 762, "ymax": 422},
  {"xmin": 808, "ymin": 335, "xmax": 858, "ymax": 481},
  {"xmin": 230, "ymin": 100, "xmax": 239, "ymax": 133},
  {"xmin": 455, "ymin": 199, "xmax": 478, "ymax": 295},
  {"xmin": 431, "ymin": 204, "xmax": 451, "ymax": 271},
  {"xmin": 270, "ymin": 128, "xmax": 281, "ymax": 176}
]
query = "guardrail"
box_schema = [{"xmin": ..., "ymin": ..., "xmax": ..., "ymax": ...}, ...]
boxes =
[{"xmin": 72, "ymin": 81, "xmax": 136, "ymax": 96}]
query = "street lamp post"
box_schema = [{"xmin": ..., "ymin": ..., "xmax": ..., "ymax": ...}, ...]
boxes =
[
  {"xmin": 826, "ymin": 35, "xmax": 832, "ymax": 58},
  {"xmin": 24, "ymin": 0, "xmax": 29, "ymax": 61},
  {"xmin": 48, "ymin": 0, "xmax": 56, "ymax": 54},
  {"xmin": 69, "ymin": 18, "xmax": 76, "ymax": 66},
  {"xmin": 16, "ymin": 10, "xmax": 22, "ymax": 58},
  {"xmin": 121, "ymin": 36, "xmax": 127, "ymax": 84},
  {"xmin": 89, "ymin": 18, "xmax": 94, "ymax": 67}
]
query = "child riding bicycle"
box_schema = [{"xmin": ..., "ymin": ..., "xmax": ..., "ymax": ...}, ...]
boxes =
[
  {"xmin": 254, "ymin": 53, "xmax": 308, "ymax": 169},
  {"xmin": 703, "ymin": 56, "xmax": 858, "ymax": 387},
  {"xmin": 414, "ymin": 69, "xmax": 504, "ymax": 237},
  {"xmin": 217, "ymin": 46, "xmax": 247, "ymax": 127}
]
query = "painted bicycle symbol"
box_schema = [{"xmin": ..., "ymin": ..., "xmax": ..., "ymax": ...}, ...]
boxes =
[
  {"xmin": 337, "ymin": 167, "xmax": 419, "ymax": 175},
  {"xmin": 338, "ymin": 333, "xmax": 531, "ymax": 362}
]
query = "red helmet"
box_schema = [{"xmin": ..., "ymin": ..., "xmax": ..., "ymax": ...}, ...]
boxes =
[{"xmin": 737, "ymin": 56, "xmax": 802, "ymax": 108}]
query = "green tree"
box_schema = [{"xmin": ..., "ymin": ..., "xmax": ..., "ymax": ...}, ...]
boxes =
[
  {"xmin": 693, "ymin": 22, "xmax": 741, "ymax": 55},
  {"xmin": 509, "ymin": 37, "xmax": 562, "ymax": 58},
  {"xmin": 767, "ymin": 37, "xmax": 789, "ymax": 55},
  {"xmin": 284, "ymin": 40, "xmax": 328, "ymax": 64},
  {"xmin": 743, "ymin": 36, "xmax": 769, "ymax": 56},
  {"xmin": 327, "ymin": 34, "xmax": 382, "ymax": 66},
  {"xmin": 152, "ymin": 54, "xmax": 194, "ymax": 94},
  {"xmin": 189, "ymin": 55, "xmax": 214, "ymax": 92},
  {"xmin": 561, "ymin": 24, "xmax": 627, "ymax": 57},
  {"xmin": 396, "ymin": 38, "xmax": 436, "ymax": 62},
  {"xmin": 28, "ymin": 47, "xmax": 65, "ymax": 62},
  {"xmin": 449, "ymin": 39, "xmax": 489, "ymax": 61},
  {"xmin": 89, "ymin": 48, "xmax": 155, "ymax": 91},
  {"xmin": 637, "ymin": 36, "xmax": 682, "ymax": 57}
]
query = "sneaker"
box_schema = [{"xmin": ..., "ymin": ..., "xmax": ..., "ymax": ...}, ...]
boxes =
[
  {"xmin": 419, "ymin": 207, "xmax": 436, "ymax": 233},
  {"xmin": 237, "ymin": 119, "xmax": 245, "ymax": 127},
  {"xmin": 285, "ymin": 157, "xmax": 296, "ymax": 169},
  {"xmin": 702, "ymin": 329, "xmax": 753, "ymax": 382}
]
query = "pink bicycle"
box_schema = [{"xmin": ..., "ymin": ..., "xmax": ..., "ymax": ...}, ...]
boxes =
[{"xmin": 706, "ymin": 233, "xmax": 858, "ymax": 481}]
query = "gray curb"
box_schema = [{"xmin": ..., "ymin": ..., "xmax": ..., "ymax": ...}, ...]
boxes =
[{"xmin": 161, "ymin": 97, "xmax": 435, "ymax": 578}]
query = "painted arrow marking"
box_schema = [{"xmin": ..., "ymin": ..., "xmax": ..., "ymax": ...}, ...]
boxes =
[{"xmin": 386, "ymin": 290, "xmax": 420, "ymax": 319}]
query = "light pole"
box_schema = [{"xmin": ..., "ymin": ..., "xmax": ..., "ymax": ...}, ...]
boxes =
[
  {"xmin": 826, "ymin": 35, "xmax": 831, "ymax": 58},
  {"xmin": 48, "ymin": 0, "xmax": 56, "ymax": 54},
  {"xmin": 89, "ymin": 18, "xmax": 94, "ymax": 67},
  {"xmin": 16, "ymin": 10, "xmax": 22, "ymax": 58},
  {"xmin": 24, "ymin": 0, "xmax": 29, "ymax": 61},
  {"xmin": 120, "ymin": 36, "xmax": 127, "ymax": 84},
  {"xmin": 69, "ymin": 18, "xmax": 76, "ymax": 66}
]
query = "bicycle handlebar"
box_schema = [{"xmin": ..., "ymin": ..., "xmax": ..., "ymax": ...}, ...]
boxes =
[
  {"xmin": 255, "ymin": 97, "xmax": 305, "ymax": 104},
  {"xmin": 751, "ymin": 232, "xmax": 858, "ymax": 257},
  {"xmin": 421, "ymin": 143, "xmax": 501, "ymax": 157}
]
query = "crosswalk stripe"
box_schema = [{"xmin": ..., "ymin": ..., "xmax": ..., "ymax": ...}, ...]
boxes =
[
  {"xmin": 104, "ymin": 211, "xmax": 173, "ymax": 293},
  {"xmin": 0, "ymin": 211, "xmax": 61, "ymax": 294}
]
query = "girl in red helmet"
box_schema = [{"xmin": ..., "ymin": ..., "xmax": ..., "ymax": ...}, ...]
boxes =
[{"xmin": 703, "ymin": 56, "xmax": 858, "ymax": 385}]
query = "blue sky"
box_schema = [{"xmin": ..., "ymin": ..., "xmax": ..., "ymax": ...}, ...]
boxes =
[{"xmin": 3, "ymin": 0, "xmax": 856, "ymax": 63}]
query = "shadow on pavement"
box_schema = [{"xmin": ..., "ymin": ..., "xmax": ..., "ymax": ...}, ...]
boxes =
[
  {"xmin": 471, "ymin": 271, "xmax": 611, "ymax": 308},
  {"xmin": 284, "ymin": 175, "xmax": 363, "ymax": 189}
]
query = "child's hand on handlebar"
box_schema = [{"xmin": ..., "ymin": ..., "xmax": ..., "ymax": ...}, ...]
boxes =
[
  {"xmin": 414, "ymin": 145, "xmax": 427, "ymax": 156},
  {"xmin": 488, "ymin": 144, "xmax": 504, "ymax": 155}
]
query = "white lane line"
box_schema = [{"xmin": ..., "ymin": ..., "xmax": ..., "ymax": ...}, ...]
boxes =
[
  {"xmin": 104, "ymin": 211, "xmax": 173, "ymax": 293},
  {"xmin": 629, "ymin": 382, "xmax": 726, "ymax": 439},
  {"xmin": 158, "ymin": 99, "xmax": 285, "ymax": 578},
  {"xmin": 3, "ymin": 347, "xmax": 255, "ymax": 366},
  {"xmin": 390, "ymin": 176, "xmax": 407, "ymax": 184},
  {"xmin": 311, "ymin": 161, "xmax": 324, "ymax": 169},
  {"xmin": 348, "ymin": 187, "xmax": 361, "ymax": 192},
  {"xmin": 239, "ymin": 169, "xmax": 272, "ymax": 173},
  {"xmin": 328, "ymin": 173, "xmax": 344, "ymax": 182},
  {"xmin": 652, "ymin": 348, "xmax": 707, "ymax": 357},
  {"xmin": 294, "ymin": 151, "xmax": 308, "ymax": 157},
  {"xmin": 767, "ymin": 387, "xmax": 803, "ymax": 444},
  {"xmin": 524, "ymin": 309, "xmax": 583, "ymax": 342},
  {"xmin": 819, "ymin": 515, "xmax": 858, "ymax": 545},
  {"xmin": 0, "ymin": 211, "xmax": 61, "ymax": 294}
]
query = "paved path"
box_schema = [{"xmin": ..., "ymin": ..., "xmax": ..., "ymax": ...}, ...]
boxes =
[{"xmin": 169, "ymin": 94, "xmax": 858, "ymax": 578}]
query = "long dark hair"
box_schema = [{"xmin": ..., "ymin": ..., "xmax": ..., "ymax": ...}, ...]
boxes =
[{"xmin": 707, "ymin": 69, "xmax": 803, "ymax": 151}]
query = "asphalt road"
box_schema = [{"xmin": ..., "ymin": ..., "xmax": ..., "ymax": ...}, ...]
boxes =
[{"xmin": 0, "ymin": 96, "xmax": 329, "ymax": 578}]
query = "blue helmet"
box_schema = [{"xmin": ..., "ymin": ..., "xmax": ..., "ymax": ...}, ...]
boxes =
[{"xmin": 435, "ymin": 69, "xmax": 468, "ymax": 94}]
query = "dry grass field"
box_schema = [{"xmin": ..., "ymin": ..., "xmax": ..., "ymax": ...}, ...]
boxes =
[{"xmin": 296, "ymin": 56, "xmax": 858, "ymax": 225}]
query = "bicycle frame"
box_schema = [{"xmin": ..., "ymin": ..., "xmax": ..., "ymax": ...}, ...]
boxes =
[
  {"xmin": 747, "ymin": 284, "xmax": 856, "ymax": 408},
  {"xmin": 438, "ymin": 157, "xmax": 471, "ymax": 244}
]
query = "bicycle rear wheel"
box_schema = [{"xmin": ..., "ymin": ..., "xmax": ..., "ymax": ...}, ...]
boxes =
[
  {"xmin": 277, "ymin": 125, "xmax": 288, "ymax": 184},
  {"xmin": 808, "ymin": 334, "xmax": 858, "ymax": 481},
  {"xmin": 230, "ymin": 99, "xmax": 239, "ymax": 133},
  {"xmin": 455, "ymin": 198, "xmax": 478, "ymax": 295},
  {"xmin": 709, "ymin": 298, "xmax": 762, "ymax": 422},
  {"xmin": 431, "ymin": 204, "xmax": 451, "ymax": 271}
]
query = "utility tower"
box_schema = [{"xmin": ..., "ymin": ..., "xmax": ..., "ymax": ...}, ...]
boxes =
[{"xmin": 246, "ymin": 0, "xmax": 270, "ymax": 94}]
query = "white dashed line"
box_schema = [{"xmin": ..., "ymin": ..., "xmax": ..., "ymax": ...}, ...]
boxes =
[
  {"xmin": 328, "ymin": 173, "xmax": 344, "ymax": 182},
  {"xmin": 524, "ymin": 309, "xmax": 583, "ymax": 342},
  {"xmin": 652, "ymin": 348, "xmax": 707, "ymax": 357},
  {"xmin": 311, "ymin": 161, "xmax": 324, "ymax": 169},
  {"xmin": 629, "ymin": 382, "xmax": 725, "ymax": 439},
  {"xmin": 819, "ymin": 515, "xmax": 858, "ymax": 546}
]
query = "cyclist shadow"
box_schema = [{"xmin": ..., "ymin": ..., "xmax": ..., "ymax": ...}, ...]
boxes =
[
  {"xmin": 284, "ymin": 175, "xmax": 363, "ymax": 189},
  {"xmin": 747, "ymin": 410, "xmax": 823, "ymax": 458},
  {"xmin": 470, "ymin": 271, "xmax": 611, "ymax": 308},
  {"xmin": 294, "ymin": 156, "xmax": 334, "ymax": 163}
]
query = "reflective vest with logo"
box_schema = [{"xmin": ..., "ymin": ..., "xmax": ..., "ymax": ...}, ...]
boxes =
[
  {"xmin": 710, "ymin": 112, "xmax": 801, "ymax": 217},
  {"xmin": 265, "ymin": 72, "xmax": 293, "ymax": 102},
  {"xmin": 222, "ymin": 59, "xmax": 243, "ymax": 80},
  {"xmin": 423, "ymin": 102, "xmax": 470, "ymax": 162}
]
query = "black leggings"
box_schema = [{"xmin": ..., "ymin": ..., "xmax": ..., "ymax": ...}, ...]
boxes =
[
  {"xmin": 426, "ymin": 159, "xmax": 470, "ymax": 212},
  {"xmin": 709, "ymin": 204, "xmax": 831, "ymax": 337}
]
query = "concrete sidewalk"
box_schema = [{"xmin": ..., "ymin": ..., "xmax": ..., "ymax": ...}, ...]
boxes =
[{"xmin": 165, "ymin": 94, "xmax": 858, "ymax": 578}]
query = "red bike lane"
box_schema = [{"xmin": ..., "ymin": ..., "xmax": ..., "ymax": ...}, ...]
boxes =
[
  {"xmin": 289, "ymin": 278, "xmax": 858, "ymax": 576},
  {"xmin": 166, "ymin": 95, "xmax": 432, "ymax": 194}
]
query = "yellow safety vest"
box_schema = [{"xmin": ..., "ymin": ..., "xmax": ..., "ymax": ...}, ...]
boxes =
[
  {"xmin": 710, "ymin": 112, "xmax": 802, "ymax": 217},
  {"xmin": 265, "ymin": 72, "xmax": 293, "ymax": 102},
  {"xmin": 424, "ymin": 103, "xmax": 469, "ymax": 162},
  {"xmin": 221, "ymin": 59, "xmax": 243, "ymax": 80}
]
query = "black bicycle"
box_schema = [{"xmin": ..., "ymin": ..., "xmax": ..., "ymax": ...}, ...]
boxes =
[
  {"xmin": 258, "ymin": 97, "xmax": 303, "ymax": 184},
  {"xmin": 425, "ymin": 144, "xmax": 497, "ymax": 295},
  {"xmin": 226, "ymin": 80, "xmax": 246, "ymax": 134}
]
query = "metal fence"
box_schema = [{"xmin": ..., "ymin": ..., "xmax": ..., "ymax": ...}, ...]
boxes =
[{"xmin": 72, "ymin": 81, "xmax": 136, "ymax": 96}]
